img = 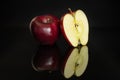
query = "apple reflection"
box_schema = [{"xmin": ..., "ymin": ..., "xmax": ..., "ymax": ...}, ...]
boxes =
[
  {"xmin": 61, "ymin": 45, "xmax": 89, "ymax": 79},
  {"xmin": 31, "ymin": 45, "xmax": 60, "ymax": 72},
  {"xmin": 31, "ymin": 45, "xmax": 89, "ymax": 79}
]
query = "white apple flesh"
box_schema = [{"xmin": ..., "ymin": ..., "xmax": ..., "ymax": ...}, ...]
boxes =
[
  {"xmin": 60, "ymin": 9, "xmax": 89, "ymax": 47},
  {"xmin": 61, "ymin": 46, "xmax": 89, "ymax": 78},
  {"xmin": 75, "ymin": 10, "xmax": 89, "ymax": 45}
]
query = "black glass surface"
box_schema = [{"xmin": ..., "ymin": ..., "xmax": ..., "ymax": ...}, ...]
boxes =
[
  {"xmin": 1, "ymin": 26, "xmax": 119, "ymax": 80},
  {"xmin": 1, "ymin": 0, "xmax": 119, "ymax": 80}
]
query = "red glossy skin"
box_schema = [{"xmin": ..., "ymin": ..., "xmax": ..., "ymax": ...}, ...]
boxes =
[
  {"xmin": 30, "ymin": 15, "xmax": 59, "ymax": 45},
  {"xmin": 32, "ymin": 45, "xmax": 60, "ymax": 71}
]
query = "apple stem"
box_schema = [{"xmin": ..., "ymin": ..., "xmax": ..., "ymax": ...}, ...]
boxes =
[
  {"xmin": 68, "ymin": 8, "xmax": 78, "ymax": 27},
  {"xmin": 68, "ymin": 8, "xmax": 74, "ymax": 17}
]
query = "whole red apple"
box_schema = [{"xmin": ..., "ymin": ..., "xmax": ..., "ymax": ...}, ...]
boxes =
[
  {"xmin": 31, "ymin": 45, "xmax": 60, "ymax": 71},
  {"xmin": 30, "ymin": 14, "xmax": 59, "ymax": 45}
]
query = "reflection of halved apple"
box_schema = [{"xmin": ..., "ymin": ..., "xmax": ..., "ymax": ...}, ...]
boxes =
[
  {"xmin": 61, "ymin": 46, "xmax": 89, "ymax": 79},
  {"xmin": 60, "ymin": 9, "xmax": 89, "ymax": 47}
]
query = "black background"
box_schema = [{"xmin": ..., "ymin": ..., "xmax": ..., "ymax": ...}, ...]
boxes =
[
  {"xmin": 1, "ymin": 0, "xmax": 120, "ymax": 80},
  {"xmin": 1, "ymin": 0, "xmax": 114, "ymax": 27}
]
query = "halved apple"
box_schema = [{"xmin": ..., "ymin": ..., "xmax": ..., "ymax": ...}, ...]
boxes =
[
  {"xmin": 60, "ymin": 9, "xmax": 89, "ymax": 47},
  {"xmin": 61, "ymin": 45, "xmax": 89, "ymax": 78}
]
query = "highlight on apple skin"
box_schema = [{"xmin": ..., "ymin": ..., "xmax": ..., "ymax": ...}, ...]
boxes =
[
  {"xmin": 29, "ymin": 14, "xmax": 60, "ymax": 45},
  {"xmin": 60, "ymin": 9, "xmax": 89, "ymax": 47},
  {"xmin": 61, "ymin": 45, "xmax": 89, "ymax": 79},
  {"xmin": 31, "ymin": 45, "xmax": 60, "ymax": 72}
]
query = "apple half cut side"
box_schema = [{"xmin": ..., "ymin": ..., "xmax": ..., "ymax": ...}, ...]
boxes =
[
  {"xmin": 61, "ymin": 45, "xmax": 89, "ymax": 79},
  {"xmin": 60, "ymin": 9, "xmax": 89, "ymax": 47}
]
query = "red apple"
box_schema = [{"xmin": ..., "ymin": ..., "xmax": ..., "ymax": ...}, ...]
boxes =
[
  {"xmin": 60, "ymin": 8, "xmax": 89, "ymax": 47},
  {"xmin": 61, "ymin": 45, "xmax": 89, "ymax": 78},
  {"xmin": 31, "ymin": 45, "xmax": 60, "ymax": 71},
  {"xmin": 29, "ymin": 14, "xmax": 59, "ymax": 45}
]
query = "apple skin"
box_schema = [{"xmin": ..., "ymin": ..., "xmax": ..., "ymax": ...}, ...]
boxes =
[
  {"xmin": 31, "ymin": 45, "xmax": 60, "ymax": 71},
  {"xmin": 30, "ymin": 14, "xmax": 59, "ymax": 45}
]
